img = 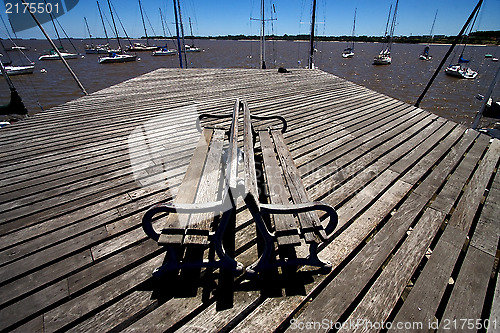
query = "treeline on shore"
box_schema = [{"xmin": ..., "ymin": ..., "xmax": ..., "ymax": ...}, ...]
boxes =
[{"xmin": 144, "ymin": 30, "xmax": 499, "ymax": 45}]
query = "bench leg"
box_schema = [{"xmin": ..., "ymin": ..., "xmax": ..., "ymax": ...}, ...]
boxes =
[
  {"xmin": 152, "ymin": 209, "xmax": 243, "ymax": 276},
  {"xmin": 212, "ymin": 209, "xmax": 244, "ymax": 274},
  {"xmin": 245, "ymin": 213, "xmax": 276, "ymax": 276},
  {"xmin": 153, "ymin": 244, "xmax": 183, "ymax": 277}
]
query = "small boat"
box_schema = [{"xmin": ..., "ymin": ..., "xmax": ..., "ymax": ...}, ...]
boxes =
[
  {"xmin": 419, "ymin": 46, "xmax": 432, "ymax": 61},
  {"xmin": 9, "ymin": 46, "xmax": 29, "ymax": 51},
  {"xmin": 342, "ymin": 9, "xmax": 356, "ymax": 58},
  {"xmin": 98, "ymin": 52, "xmax": 137, "ymax": 64},
  {"xmin": 373, "ymin": 0, "xmax": 398, "ymax": 66},
  {"xmin": 39, "ymin": 50, "xmax": 78, "ymax": 60},
  {"xmin": 0, "ymin": 121, "xmax": 10, "ymax": 128},
  {"xmin": 445, "ymin": 64, "xmax": 477, "ymax": 79},
  {"xmin": 153, "ymin": 48, "xmax": 176, "ymax": 56},
  {"xmin": 185, "ymin": 45, "xmax": 201, "ymax": 53},
  {"xmin": 493, "ymin": 58, "xmax": 499, "ymax": 62},
  {"xmin": 419, "ymin": 10, "xmax": 437, "ymax": 61},
  {"xmin": 342, "ymin": 47, "xmax": 354, "ymax": 58},
  {"xmin": 85, "ymin": 44, "xmax": 113, "ymax": 54},
  {"xmin": 127, "ymin": 42, "xmax": 158, "ymax": 52},
  {"xmin": 373, "ymin": 50, "xmax": 392, "ymax": 65},
  {"xmin": 485, "ymin": 54, "xmax": 493, "ymax": 58},
  {"xmin": 3, "ymin": 64, "xmax": 35, "ymax": 75}
]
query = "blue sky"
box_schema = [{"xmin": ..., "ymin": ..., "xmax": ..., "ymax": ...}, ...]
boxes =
[{"xmin": 1, "ymin": 0, "xmax": 499, "ymax": 39}]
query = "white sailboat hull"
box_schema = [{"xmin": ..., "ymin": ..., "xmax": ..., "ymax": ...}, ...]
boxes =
[
  {"xmin": 3, "ymin": 65, "xmax": 35, "ymax": 75},
  {"xmin": 98, "ymin": 54, "xmax": 137, "ymax": 64},
  {"xmin": 373, "ymin": 54, "xmax": 391, "ymax": 65},
  {"xmin": 39, "ymin": 52, "xmax": 78, "ymax": 60},
  {"xmin": 153, "ymin": 49, "xmax": 176, "ymax": 56},
  {"xmin": 445, "ymin": 65, "xmax": 477, "ymax": 79}
]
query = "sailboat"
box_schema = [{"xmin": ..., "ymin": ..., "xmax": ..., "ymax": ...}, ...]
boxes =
[
  {"xmin": 127, "ymin": 0, "xmax": 158, "ymax": 51},
  {"xmin": 373, "ymin": 0, "xmax": 398, "ymax": 65},
  {"xmin": 153, "ymin": 8, "xmax": 177, "ymax": 56},
  {"xmin": 419, "ymin": 10, "xmax": 437, "ymax": 61},
  {"xmin": 445, "ymin": 9, "xmax": 478, "ymax": 79},
  {"xmin": 0, "ymin": 40, "xmax": 34, "ymax": 75},
  {"xmin": 38, "ymin": 7, "xmax": 78, "ymax": 60},
  {"xmin": 99, "ymin": 0, "xmax": 137, "ymax": 64},
  {"xmin": 184, "ymin": 18, "xmax": 201, "ymax": 52},
  {"xmin": 342, "ymin": 9, "xmax": 356, "ymax": 58}
]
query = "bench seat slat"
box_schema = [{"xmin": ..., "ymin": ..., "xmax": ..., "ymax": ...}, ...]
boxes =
[
  {"xmin": 271, "ymin": 130, "xmax": 327, "ymax": 243},
  {"xmin": 159, "ymin": 128, "xmax": 214, "ymax": 245},
  {"xmin": 183, "ymin": 129, "xmax": 226, "ymax": 245},
  {"xmin": 259, "ymin": 130, "xmax": 301, "ymax": 246}
]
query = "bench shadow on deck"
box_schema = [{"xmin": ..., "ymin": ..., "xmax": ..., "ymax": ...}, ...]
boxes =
[{"xmin": 0, "ymin": 68, "xmax": 499, "ymax": 333}]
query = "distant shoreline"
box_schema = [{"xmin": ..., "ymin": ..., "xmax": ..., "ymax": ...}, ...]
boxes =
[{"xmin": 13, "ymin": 30, "xmax": 499, "ymax": 46}]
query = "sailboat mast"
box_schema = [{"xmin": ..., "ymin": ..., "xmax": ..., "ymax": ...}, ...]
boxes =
[
  {"xmin": 173, "ymin": 0, "xmax": 183, "ymax": 68},
  {"xmin": 176, "ymin": 0, "xmax": 188, "ymax": 67},
  {"xmin": 260, "ymin": 0, "xmax": 266, "ymax": 69},
  {"xmin": 45, "ymin": 0, "xmax": 63, "ymax": 49},
  {"xmin": 160, "ymin": 8, "xmax": 167, "ymax": 37},
  {"xmin": 189, "ymin": 17, "xmax": 195, "ymax": 47},
  {"xmin": 351, "ymin": 8, "xmax": 356, "ymax": 49},
  {"xmin": 84, "ymin": 17, "xmax": 92, "ymax": 39},
  {"xmin": 308, "ymin": 0, "xmax": 317, "ymax": 69},
  {"xmin": 387, "ymin": 0, "xmax": 399, "ymax": 51},
  {"xmin": 97, "ymin": 1, "xmax": 110, "ymax": 44},
  {"xmin": 107, "ymin": 0, "xmax": 122, "ymax": 52},
  {"xmin": 138, "ymin": 0, "xmax": 149, "ymax": 45}
]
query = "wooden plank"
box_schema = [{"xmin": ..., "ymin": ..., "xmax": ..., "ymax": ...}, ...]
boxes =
[
  {"xmin": 338, "ymin": 208, "xmax": 445, "ymax": 333},
  {"xmin": 438, "ymin": 247, "xmax": 495, "ymax": 333},
  {"xmin": 272, "ymin": 130, "xmax": 325, "ymax": 242},
  {"xmin": 0, "ymin": 280, "xmax": 69, "ymax": 332},
  {"xmin": 259, "ymin": 130, "xmax": 301, "ymax": 246},
  {"xmin": 488, "ymin": 272, "xmax": 500, "ymax": 333},
  {"xmin": 183, "ymin": 129, "xmax": 226, "ymax": 245},
  {"xmin": 158, "ymin": 128, "xmax": 213, "ymax": 244},
  {"xmin": 390, "ymin": 136, "xmax": 499, "ymax": 331}
]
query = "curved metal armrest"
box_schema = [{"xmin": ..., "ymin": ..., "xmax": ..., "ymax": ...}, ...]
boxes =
[
  {"xmin": 196, "ymin": 113, "xmax": 233, "ymax": 132},
  {"xmin": 260, "ymin": 201, "xmax": 338, "ymax": 237},
  {"xmin": 250, "ymin": 115, "xmax": 288, "ymax": 133},
  {"xmin": 142, "ymin": 200, "xmax": 224, "ymax": 241}
]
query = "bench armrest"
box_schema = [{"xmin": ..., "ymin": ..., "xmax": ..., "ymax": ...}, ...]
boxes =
[
  {"xmin": 196, "ymin": 113, "xmax": 233, "ymax": 132},
  {"xmin": 260, "ymin": 201, "xmax": 338, "ymax": 239},
  {"xmin": 142, "ymin": 201, "xmax": 224, "ymax": 241},
  {"xmin": 250, "ymin": 115, "xmax": 287, "ymax": 133},
  {"xmin": 197, "ymin": 113, "xmax": 287, "ymax": 133}
]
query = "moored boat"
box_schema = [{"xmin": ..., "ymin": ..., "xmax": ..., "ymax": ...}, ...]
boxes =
[
  {"xmin": 3, "ymin": 64, "xmax": 35, "ymax": 75},
  {"xmin": 153, "ymin": 48, "xmax": 176, "ymax": 56},
  {"xmin": 38, "ymin": 50, "xmax": 78, "ymax": 60},
  {"xmin": 445, "ymin": 64, "xmax": 477, "ymax": 79},
  {"xmin": 98, "ymin": 52, "xmax": 137, "ymax": 64}
]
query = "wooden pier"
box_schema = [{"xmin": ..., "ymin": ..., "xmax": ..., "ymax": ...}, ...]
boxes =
[{"xmin": 0, "ymin": 68, "xmax": 499, "ymax": 332}]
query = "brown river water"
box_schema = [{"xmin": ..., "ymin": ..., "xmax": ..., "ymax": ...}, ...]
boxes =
[{"xmin": 1, "ymin": 39, "xmax": 499, "ymax": 126}]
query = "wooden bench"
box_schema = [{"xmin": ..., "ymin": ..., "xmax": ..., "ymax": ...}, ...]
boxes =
[
  {"xmin": 141, "ymin": 100, "xmax": 244, "ymax": 275},
  {"xmin": 240, "ymin": 100, "xmax": 338, "ymax": 275},
  {"xmin": 142, "ymin": 99, "xmax": 338, "ymax": 276}
]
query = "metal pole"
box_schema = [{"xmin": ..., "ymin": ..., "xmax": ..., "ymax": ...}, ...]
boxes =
[
  {"xmin": 173, "ymin": 0, "xmax": 183, "ymax": 68},
  {"xmin": 260, "ymin": 0, "xmax": 266, "ymax": 69},
  {"xmin": 415, "ymin": 0, "xmax": 483, "ymax": 108},
  {"xmin": 21, "ymin": 0, "xmax": 87, "ymax": 96},
  {"xmin": 176, "ymin": 0, "xmax": 188, "ymax": 68},
  {"xmin": 308, "ymin": 0, "xmax": 316, "ymax": 69}
]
